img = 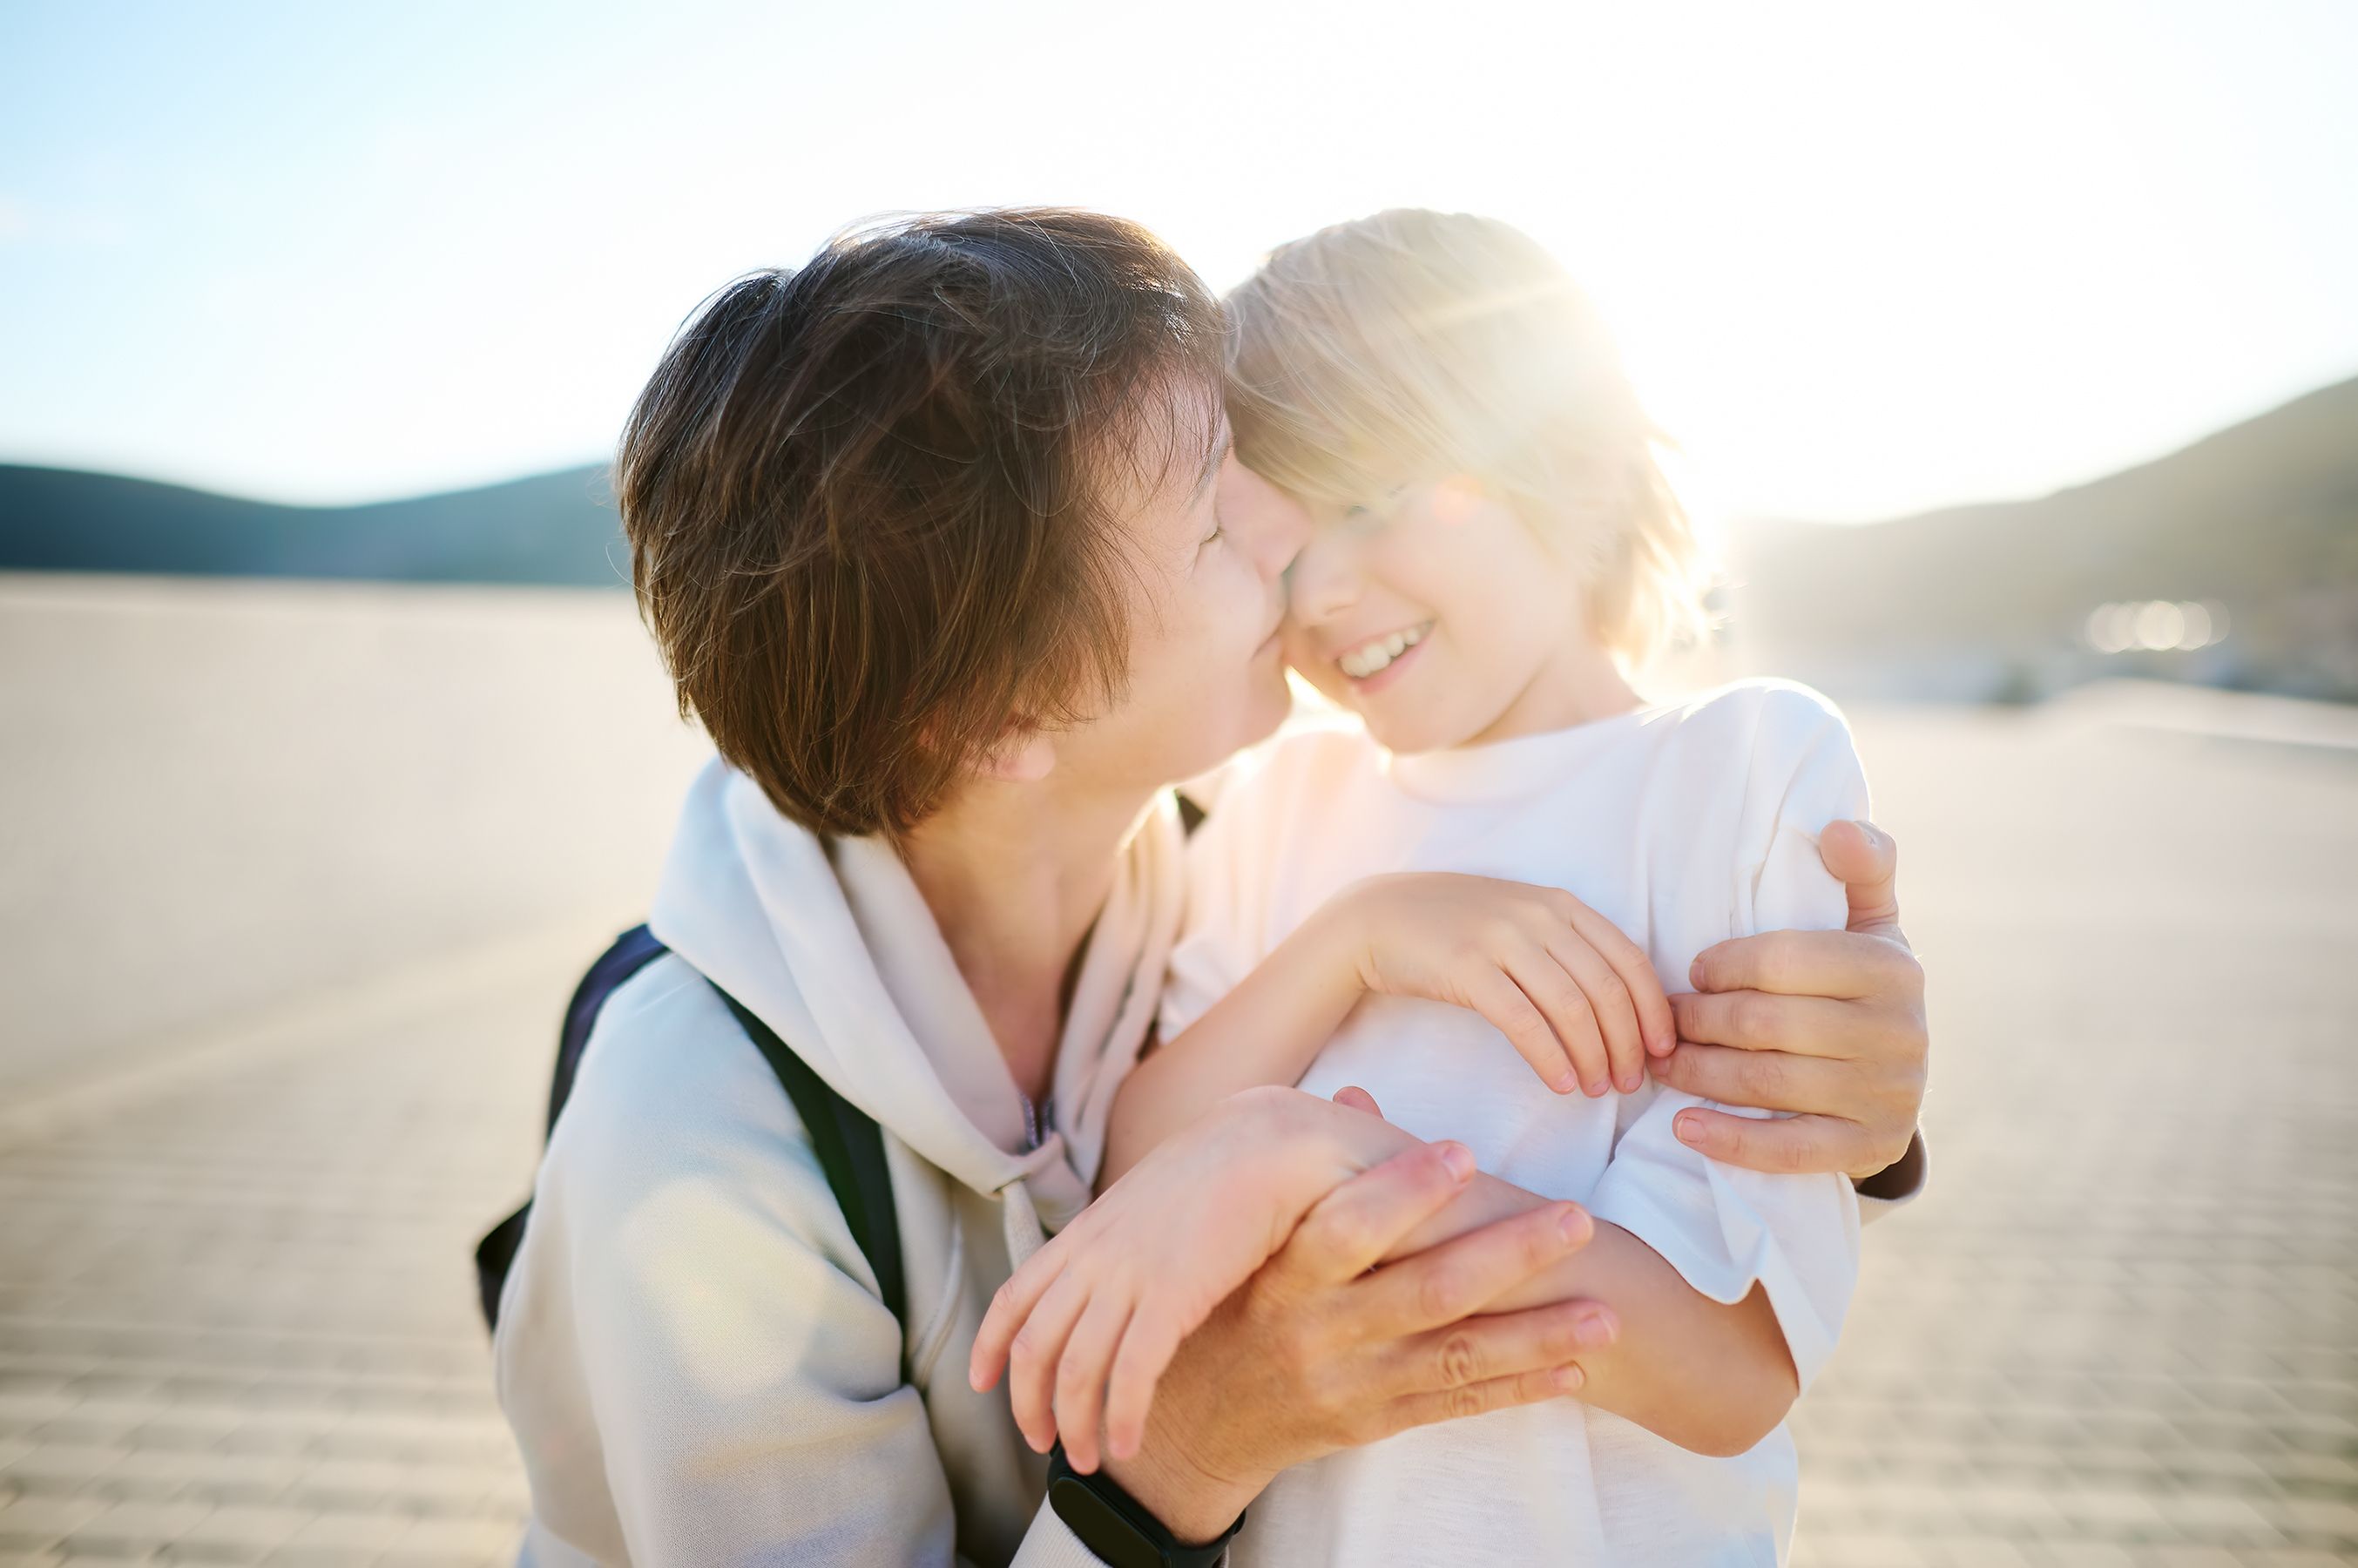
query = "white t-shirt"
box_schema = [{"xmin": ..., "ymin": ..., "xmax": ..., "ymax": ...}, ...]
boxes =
[{"xmin": 1158, "ymin": 679, "xmax": 1870, "ymax": 1568}]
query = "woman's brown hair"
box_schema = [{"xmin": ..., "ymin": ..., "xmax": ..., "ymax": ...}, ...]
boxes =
[{"xmin": 618, "ymin": 209, "xmax": 1225, "ymax": 836}]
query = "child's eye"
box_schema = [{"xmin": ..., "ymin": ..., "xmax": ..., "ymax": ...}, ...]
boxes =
[{"xmin": 1343, "ymin": 485, "xmax": 1409, "ymax": 528}]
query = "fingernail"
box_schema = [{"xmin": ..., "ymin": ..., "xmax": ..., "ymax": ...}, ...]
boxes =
[
  {"xmin": 1688, "ymin": 957, "xmax": 1706, "ymax": 989},
  {"xmin": 1551, "ymin": 1364, "xmax": 1584, "ymax": 1393},
  {"xmin": 1549, "ymin": 1070, "xmax": 1578, "ymax": 1094},
  {"xmin": 1674, "ymin": 1112, "xmax": 1700, "ymax": 1144},
  {"xmin": 1574, "ymin": 1311, "xmax": 1614, "ymax": 1348},
  {"xmin": 1618, "ymin": 1071, "xmax": 1642, "ymax": 1093},
  {"xmin": 1440, "ymin": 1142, "xmax": 1476, "ymax": 1181},
  {"xmin": 1557, "ymin": 1206, "xmax": 1590, "ymax": 1245}
]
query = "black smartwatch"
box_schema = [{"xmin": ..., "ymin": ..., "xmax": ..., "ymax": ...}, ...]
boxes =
[{"xmin": 1045, "ymin": 1443, "xmax": 1246, "ymax": 1568}]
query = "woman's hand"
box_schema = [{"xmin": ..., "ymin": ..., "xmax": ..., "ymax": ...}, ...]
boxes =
[
  {"xmin": 1652, "ymin": 820, "xmax": 1929, "ymax": 1181},
  {"xmin": 1328, "ymin": 872, "xmax": 1674, "ymax": 1098},
  {"xmin": 1094, "ymin": 1138, "xmax": 1618, "ymax": 1541},
  {"xmin": 973, "ymin": 1087, "xmax": 1377, "ymax": 1470},
  {"xmin": 971, "ymin": 1086, "xmax": 1607, "ymax": 1478}
]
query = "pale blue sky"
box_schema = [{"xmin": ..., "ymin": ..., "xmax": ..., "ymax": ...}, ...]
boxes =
[{"xmin": 3, "ymin": 0, "xmax": 2354, "ymax": 520}]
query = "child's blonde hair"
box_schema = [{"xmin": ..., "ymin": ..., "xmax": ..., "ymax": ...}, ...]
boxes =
[{"xmin": 1225, "ymin": 209, "xmax": 1706, "ymax": 667}]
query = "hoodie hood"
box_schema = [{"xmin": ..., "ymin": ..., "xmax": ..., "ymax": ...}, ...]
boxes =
[{"xmin": 648, "ymin": 758, "xmax": 1184, "ymax": 1245}]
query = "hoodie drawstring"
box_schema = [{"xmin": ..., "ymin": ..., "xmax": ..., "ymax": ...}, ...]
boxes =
[
  {"xmin": 995, "ymin": 1129, "xmax": 1089, "ymax": 1269},
  {"xmin": 1000, "ymin": 1178, "xmax": 1045, "ymax": 1270}
]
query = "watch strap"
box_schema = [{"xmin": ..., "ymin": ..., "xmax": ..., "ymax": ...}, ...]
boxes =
[{"xmin": 1045, "ymin": 1443, "xmax": 1244, "ymax": 1568}]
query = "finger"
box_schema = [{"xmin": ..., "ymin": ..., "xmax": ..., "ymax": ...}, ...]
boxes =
[
  {"xmin": 1668, "ymin": 1107, "xmax": 1873, "ymax": 1177},
  {"xmin": 1334, "ymin": 1085, "xmax": 1384, "ymax": 1118},
  {"xmin": 1564, "ymin": 903, "xmax": 1677, "ymax": 1058},
  {"xmin": 1381, "ymin": 1357, "xmax": 1593, "ymax": 1437},
  {"xmin": 971, "ymin": 1244, "xmax": 1070, "ymax": 1391},
  {"xmin": 1648, "ymin": 1040, "xmax": 1855, "ymax": 1116},
  {"xmin": 1355, "ymin": 1201, "xmax": 1593, "ymax": 1337},
  {"xmin": 1052, "ymin": 1294, "xmax": 1133, "ymax": 1474},
  {"xmin": 1005, "ymin": 1269, "xmax": 1091, "ymax": 1453},
  {"xmin": 1499, "ymin": 952, "xmax": 1607, "ymax": 1096},
  {"xmin": 1102, "ymin": 1302, "xmax": 1181, "ymax": 1463},
  {"xmin": 1689, "ymin": 927, "xmax": 1915, "ymax": 1002},
  {"xmin": 972, "ymin": 1222, "xmax": 1096, "ymax": 1381},
  {"xmin": 1466, "ymin": 969, "xmax": 1579, "ymax": 1094},
  {"xmin": 1383, "ymin": 1295, "xmax": 1618, "ymax": 1401},
  {"xmin": 1544, "ymin": 935, "xmax": 1646, "ymax": 1093},
  {"xmin": 1818, "ymin": 820, "xmax": 1907, "ymax": 944},
  {"xmin": 1670, "ymin": 990, "xmax": 1862, "ymax": 1060},
  {"xmin": 1273, "ymin": 1141, "xmax": 1479, "ymax": 1292}
]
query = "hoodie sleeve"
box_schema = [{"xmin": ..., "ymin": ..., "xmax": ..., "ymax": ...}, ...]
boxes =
[{"xmin": 495, "ymin": 963, "xmax": 1113, "ymax": 1567}]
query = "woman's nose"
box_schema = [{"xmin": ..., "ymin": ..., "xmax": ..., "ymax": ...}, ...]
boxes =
[
  {"xmin": 1254, "ymin": 487, "xmax": 1313, "ymax": 579},
  {"xmin": 1218, "ymin": 456, "xmax": 1312, "ymax": 582}
]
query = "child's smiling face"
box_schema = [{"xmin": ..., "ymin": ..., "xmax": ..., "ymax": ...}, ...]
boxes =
[{"xmin": 1280, "ymin": 475, "xmax": 1597, "ymax": 754}]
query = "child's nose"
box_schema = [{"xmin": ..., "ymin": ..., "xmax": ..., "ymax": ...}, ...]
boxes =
[{"xmin": 1285, "ymin": 534, "xmax": 1360, "ymax": 625}]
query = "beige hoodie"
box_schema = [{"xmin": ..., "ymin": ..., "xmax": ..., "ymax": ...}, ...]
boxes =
[{"xmin": 493, "ymin": 757, "xmax": 1184, "ymax": 1566}]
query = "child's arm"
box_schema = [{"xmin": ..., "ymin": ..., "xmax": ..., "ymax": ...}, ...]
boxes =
[
  {"xmin": 976, "ymin": 1086, "xmax": 1790, "ymax": 1470},
  {"xmin": 1103, "ymin": 872, "xmax": 1673, "ymax": 1190}
]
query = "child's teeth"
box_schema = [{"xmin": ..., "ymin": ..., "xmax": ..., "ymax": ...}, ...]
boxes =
[{"xmin": 1340, "ymin": 624, "xmax": 1428, "ymax": 680}]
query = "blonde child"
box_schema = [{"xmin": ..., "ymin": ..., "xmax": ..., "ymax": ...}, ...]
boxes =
[{"xmin": 974, "ymin": 210, "xmax": 1868, "ymax": 1565}]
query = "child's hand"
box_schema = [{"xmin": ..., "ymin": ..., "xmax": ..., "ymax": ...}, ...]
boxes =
[
  {"xmin": 1324, "ymin": 873, "xmax": 1674, "ymax": 1097},
  {"xmin": 970, "ymin": 1085, "xmax": 1441, "ymax": 1474}
]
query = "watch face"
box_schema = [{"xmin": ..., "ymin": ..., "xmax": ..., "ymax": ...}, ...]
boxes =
[{"xmin": 1048, "ymin": 1475, "xmax": 1165, "ymax": 1568}]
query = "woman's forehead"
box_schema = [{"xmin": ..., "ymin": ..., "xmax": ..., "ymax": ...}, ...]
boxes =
[{"xmin": 1105, "ymin": 388, "xmax": 1227, "ymax": 544}]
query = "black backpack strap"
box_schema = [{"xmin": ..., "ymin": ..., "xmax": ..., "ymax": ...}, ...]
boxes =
[
  {"xmin": 716, "ymin": 990, "xmax": 906, "ymax": 1332},
  {"xmin": 477, "ymin": 927, "xmax": 904, "ymax": 1343},
  {"xmin": 476, "ymin": 926, "xmax": 675, "ymax": 1329},
  {"xmin": 548, "ymin": 923, "xmax": 672, "ymax": 1138}
]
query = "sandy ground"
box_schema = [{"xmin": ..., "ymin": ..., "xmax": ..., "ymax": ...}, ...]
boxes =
[
  {"xmin": 0, "ymin": 573, "xmax": 2353, "ymax": 1565},
  {"xmin": 0, "ymin": 574, "xmax": 709, "ymax": 1102}
]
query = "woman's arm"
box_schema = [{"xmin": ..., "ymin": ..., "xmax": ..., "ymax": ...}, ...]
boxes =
[
  {"xmin": 982, "ymin": 1088, "xmax": 1793, "ymax": 1466},
  {"xmin": 498, "ymin": 975, "xmax": 971, "ymax": 1565},
  {"xmin": 1062, "ymin": 1129, "xmax": 1626, "ymax": 1538}
]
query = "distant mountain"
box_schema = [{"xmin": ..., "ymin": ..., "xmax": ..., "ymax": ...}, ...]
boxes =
[
  {"xmin": 6, "ymin": 374, "xmax": 2355, "ymax": 702},
  {"xmin": 0, "ymin": 463, "xmax": 628, "ymax": 587},
  {"xmin": 1724, "ymin": 376, "xmax": 2358, "ymax": 703}
]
